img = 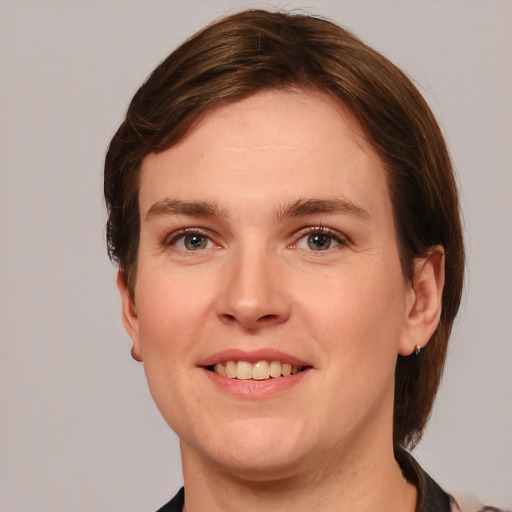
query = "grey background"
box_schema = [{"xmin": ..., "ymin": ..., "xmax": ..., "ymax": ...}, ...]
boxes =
[{"xmin": 1, "ymin": 1, "xmax": 510, "ymax": 511}]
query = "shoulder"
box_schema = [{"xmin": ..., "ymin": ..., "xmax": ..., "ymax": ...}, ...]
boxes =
[
  {"xmin": 155, "ymin": 487, "xmax": 184, "ymax": 512},
  {"xmin": 395, "ymin": 448, "xmax": 510, "ymax": 512},
  {"xmin": 395, "ymin": 447, "xmax": 451, "ymax": 512},
  {"xmin": 450, "ymin": 496, "xmax": 511, "ymax": 512}
]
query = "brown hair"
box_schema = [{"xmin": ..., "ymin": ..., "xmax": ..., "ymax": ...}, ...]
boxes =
[{"xmin": 104, "ymin": 9, "xmax": 464, "ymax": 448}]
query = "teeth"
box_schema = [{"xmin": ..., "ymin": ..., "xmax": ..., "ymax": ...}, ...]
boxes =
[
  {"xmin": 225, "ymin": 360, "xmax": 237, "ymax": 378},
  {"xmin": 214, "ymin": 362, "xmax": 226, "ymax": 377},
  {"xmin": 236, "ymin": 361, "xmax": 252, "ymax": 380},
  {"xmin": 269, "ymin": 360, "xmax": 282, "ymax": 378},
  {"xmin": 212, "ymin": 360, "xmax": 304, "ymax": 380},
  {"xmin": 282, "ymin": 363, "xmax": 292, "ymax": 376},
  {"xmin": 253, "ymin": 360, "xmax": 270, "ymax": 380}
]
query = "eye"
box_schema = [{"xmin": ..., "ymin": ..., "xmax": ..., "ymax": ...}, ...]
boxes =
[
  {"xmin": 172, "ymin": 232, "xmax": 215, "ymax": 251},
  {"xmin": 294, "ymin": 228, "xmax": 346, "ymax": 251},
  {"xmin": 306, "ymin": 232, "xmax": 336, "ymax": 251}
]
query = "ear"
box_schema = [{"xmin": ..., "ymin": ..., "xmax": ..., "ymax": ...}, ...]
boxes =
[
  {"xmin": 398, "ymin": 246, "xmax": 445, "ymax": 356},
  {"xmin": 117, "ymin": 270, "xmax": 143, "ymax": 362}
]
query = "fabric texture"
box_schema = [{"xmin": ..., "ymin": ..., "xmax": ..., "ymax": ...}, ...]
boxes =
[
  {"xmin": 395, "ymin": 447, "xmax": 451, "ymax": 512},
  {"xmin": 156, "ymin": 487, "xmax": 184, "ymax": 512}
]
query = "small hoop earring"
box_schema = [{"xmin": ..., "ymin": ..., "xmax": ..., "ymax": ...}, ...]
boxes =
[{"xmin": 414, "ymin": 345, "xmax": 422, "ymax": 356}]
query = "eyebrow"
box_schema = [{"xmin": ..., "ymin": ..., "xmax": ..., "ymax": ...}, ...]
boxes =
[
  {"xmin": 276, "ymin": 198, "xmax": 370, "ymax": 222},
  {"xmin": 145, "ymin": 199, "xmax": 228, "ymax": 220},
  {"xmin": 145, "ymin": 197, "xmax": 370, "ymax": 222}
]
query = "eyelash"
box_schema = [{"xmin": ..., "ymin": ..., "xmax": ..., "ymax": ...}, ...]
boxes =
[
  {"xmin": 163, "ymin": 228, "xmax": 219, "ymax": 250},
  {"xmin": 162, "ymin": 226, "xmax": 350, "ymax": 251},
  {"xmin": 291, "ymin": 226, "xmax": 350, "ymax": 251}
]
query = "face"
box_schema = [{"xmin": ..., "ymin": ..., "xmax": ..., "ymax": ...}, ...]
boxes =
[{"xmin": 120, "ymin": 89, "xmax": 429, "ymax": 479}]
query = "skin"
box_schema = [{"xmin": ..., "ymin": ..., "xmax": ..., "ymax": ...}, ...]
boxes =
[{"xmin": 118, "ymin": 89, "xmax": 444, "ymax": 512}]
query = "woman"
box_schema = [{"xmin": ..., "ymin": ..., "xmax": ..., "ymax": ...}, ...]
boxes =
[{"xmin": 104, "ymin": 9, "xmax": 496, "ymax": 512}]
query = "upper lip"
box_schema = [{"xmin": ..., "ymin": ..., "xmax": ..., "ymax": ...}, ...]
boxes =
[{"xmin": 198, "ymin": 348, "xmax": 311, "ymax": 368}]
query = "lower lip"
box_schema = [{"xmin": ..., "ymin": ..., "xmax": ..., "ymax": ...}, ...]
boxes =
[{"xmin": 201, "ymin": 368, "xmax": 310, "ymax": 398}]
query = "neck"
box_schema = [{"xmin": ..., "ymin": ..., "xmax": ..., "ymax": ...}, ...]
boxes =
[{"xmin": 180, "ymin": 434, "xmax": 417, "ymax": 512}]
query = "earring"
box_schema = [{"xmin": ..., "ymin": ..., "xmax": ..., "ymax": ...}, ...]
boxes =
[
  {"xmin": 414, "ymin": 345, "xmax": 422, "ymax": 356},
  {"xmin": 131, "ymin": 347, "xmax": 143, "ymax": 362}
]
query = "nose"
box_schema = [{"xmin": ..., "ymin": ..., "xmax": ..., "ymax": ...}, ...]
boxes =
[{"xmin": 215, "ymin": 248, "xmax": 291, "ymax": 330}]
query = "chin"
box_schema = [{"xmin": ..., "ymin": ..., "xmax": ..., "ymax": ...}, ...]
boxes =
[{"xmin": 182, "ymin": 417, "xmax": 312, "ymax": 480}]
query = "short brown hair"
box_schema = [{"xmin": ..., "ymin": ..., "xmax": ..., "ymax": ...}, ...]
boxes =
[{"xmin": 104, "ymin": 9, "xmax": 464, "ymax": 448}]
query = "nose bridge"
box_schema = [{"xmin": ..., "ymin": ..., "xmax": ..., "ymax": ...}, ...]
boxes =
[{"xmin": 216, "ymin": 241, "xmax": 290, "ymax": 329}]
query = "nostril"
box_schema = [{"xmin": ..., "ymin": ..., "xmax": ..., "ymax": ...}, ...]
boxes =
[
  {"xmin": 217, "ymin": 297, "xmax": 291, "ymax": 328},
  {"xmin": 259, "ymin": 314, "xmax": 278, "ymax": 322},
  {"xmin": 219, "ymin": 312, "xmax": 279, "ymax": 329}
]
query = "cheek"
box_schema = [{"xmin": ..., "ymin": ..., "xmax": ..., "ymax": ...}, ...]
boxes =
[
  {"xmin": 134, "ymin": 273, "xmax": 212, "ymax": 430},
  {"xmin": 136, "ymin": 269, "xmax": 215, "ymax": 346},
  {"xmin": 295, "ymin": 263, "xmax": 407, "ymax": 364}
]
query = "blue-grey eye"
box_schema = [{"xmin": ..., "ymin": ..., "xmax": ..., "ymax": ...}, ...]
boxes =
[
  {"xmin": 183, "ymin": 234, "xmax": 209, "ymax": 250},
  {"xmin": 307, "ymin": 233, "xmax": 332, "ymax": 251},
  {"xmin": 294, "ymin": 230, "xmax": 342, "ymax": 251}
]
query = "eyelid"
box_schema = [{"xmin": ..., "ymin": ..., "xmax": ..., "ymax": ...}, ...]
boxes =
[
  {"xmin": 160, "ymin": 225, "xmax": 349, "ymax": 250},
  {"xmin": 290, "ymin": 226, "xmax": 351, "ymax": 248},
  {"xmin": 162, "ymin": 227, "xmax": 219, "ymax": 248}
]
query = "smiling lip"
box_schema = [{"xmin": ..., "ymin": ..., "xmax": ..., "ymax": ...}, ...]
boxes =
[
  {"xmin": 198, "ymin": 348, "xmax": 313, "ymax": 398},
  {"xmin": 198, "ymin": 348, "xmax": 309, "ymax": 368},
  {"xmin": 203, "ymin": 368, "xmax": 309, "ymax": 398}
]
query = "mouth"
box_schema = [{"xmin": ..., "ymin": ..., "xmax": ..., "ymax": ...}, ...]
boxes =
[{"xmin": 205, "ymin": 360, "xmax": 309, "ymax": 381}]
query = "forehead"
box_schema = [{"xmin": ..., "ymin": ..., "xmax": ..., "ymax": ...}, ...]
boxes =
[{"xmin": 138, "ymin": 89, "xmax": 388, "ymax": 217}]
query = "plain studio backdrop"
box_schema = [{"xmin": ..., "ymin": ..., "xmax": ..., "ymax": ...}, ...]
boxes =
[{"xmin": 1, "ymin": 1, "xmax": 511, "ymax": 511}]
